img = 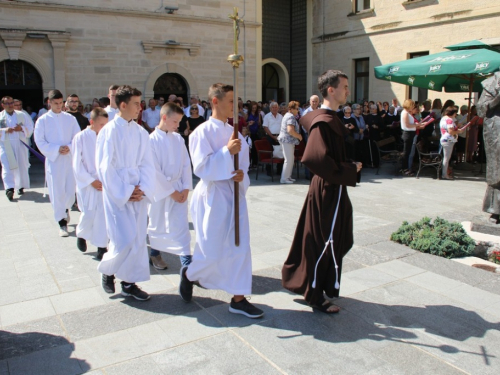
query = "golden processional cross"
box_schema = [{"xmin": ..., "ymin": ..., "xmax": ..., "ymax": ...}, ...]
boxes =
[{"xmin": 228, "ymin": 8, "xmax": 244, "ymax": 246}]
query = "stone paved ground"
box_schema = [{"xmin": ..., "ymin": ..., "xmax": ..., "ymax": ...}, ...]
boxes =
[{"xmin": 1, "ymin": 159, "xmax": 500, "ymax": 375}]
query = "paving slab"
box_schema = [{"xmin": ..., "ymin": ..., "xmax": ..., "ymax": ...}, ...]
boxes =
[{"xmin": 1, "ymin": 160, "xmax": 499, "ymax": 374}]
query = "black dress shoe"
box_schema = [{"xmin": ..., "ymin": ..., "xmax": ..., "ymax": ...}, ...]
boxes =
[
  {"xmin": 95, "ymin": 247, "xmax": 107, "ymax": 260},
  {"xmin": 77, "ymin": 237, "xmax": 87, "ymax": 252},
  {"xmin": 17, "ymin": 188, "xmax": 24, "ymax": 195},
  {"xmin": 6, "ymin": 189, "xmax": 14, "ymax": 201}
]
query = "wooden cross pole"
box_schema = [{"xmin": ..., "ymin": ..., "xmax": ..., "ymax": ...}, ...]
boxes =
[{"xmin": 228, "ymin": 7, "xmax": 244, "ymax": 246}]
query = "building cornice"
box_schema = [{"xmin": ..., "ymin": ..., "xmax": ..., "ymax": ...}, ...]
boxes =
[
  {"xmin": 313, "ymin": 7, "xmax": 500, "ymax": 44},
  {"xmin": 0, "ymin": 0, "xmax": 261, "ymax": 28}
]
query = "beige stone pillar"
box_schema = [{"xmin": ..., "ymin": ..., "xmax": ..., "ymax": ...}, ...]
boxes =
[
  {"xmin": 0, "ymin": 31, "xmax": 27, "ymax": 60},
  {"xmin": 47, "ymin": 34, "xmax": 70, "ymax": 94}
]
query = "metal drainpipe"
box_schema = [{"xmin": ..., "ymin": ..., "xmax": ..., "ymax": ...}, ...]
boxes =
[
  {"xmin": 322, "ymin": 0, "xmax": 325, "ymax": 73},
  {"xmin": 241, "ymin": 0, "xmax": 247, "ymax": 101}
]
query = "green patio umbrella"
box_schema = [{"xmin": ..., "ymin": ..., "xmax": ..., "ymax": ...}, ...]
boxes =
[{"xmin": 374, "ymin": 48, "xmax": 500, "ymax": 93}]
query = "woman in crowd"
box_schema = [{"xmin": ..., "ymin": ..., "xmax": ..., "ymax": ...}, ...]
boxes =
[
  {"xmin": 466, "ymin": 105, "xmax": 482, "ymax": 162},
  {"xmin": 352, "ymin": 103, "xmax": 367, "ymax": 163},
  {"xmin": 400, "ymin": 99, "xmax": 427, "ymax": 176},
  {"xmin": 431, "ymin": 98, "xmax": 443, "ymax": 137},
  {"xmin": 440, "ymin": 107, "xmax": 465, "ymax": 179},
  {"xmin": 186, "ymin": 104, "xmax": 205, "ymax": 134},
  {"xmin": 277, "ymin": 101, "xmax": 302, "ymax": 184},
  {"xmin": 84, "ymin": 104, "xmax": 92, "ymax": 120},
  {"xmin": 247, "ymin": 102, "xmax": 261, "ymax": 168},
  {"xmin": 341, "ymin": 106, "xmax": 358, "ymax": 160},
  {"xmin": 362, "ymin": 102, "xmax": 370, "ymax": 116}
]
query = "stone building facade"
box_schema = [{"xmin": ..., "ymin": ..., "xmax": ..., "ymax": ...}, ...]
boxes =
[
  {"xmin": 1, "ymin": 0, "xmax": 499, "ymax": 111},
  {"xmin": 312, "ymin": 0, "xmax": 500, "ymax": 105},
  {"xmin": 0, "ymin": 0, "xmax": 261, "ymax": 109}
]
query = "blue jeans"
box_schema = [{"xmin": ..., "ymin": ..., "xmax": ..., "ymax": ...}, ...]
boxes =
[{"xmin": 151, "ymin": 248, "xmax": 192, "ymax": 266}]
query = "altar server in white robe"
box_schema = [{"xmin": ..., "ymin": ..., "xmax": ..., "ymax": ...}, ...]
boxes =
[
  {"xmin": 72, "ymin": 107, "xmax": 109, "ymax": 260},
  {"xmin": 34, "ymin": 90, "xmax": 80, "ymax": 237},
  {"xmin": 0, "ymin": 96, "xmax": 33, "ymax": 201},
  {"xmin": 96, "ymin": 85, "xmax": 156, "ymax": 301},
  {"xmin": 148, "ymin": 102, "xmax": 193, "ymax": 271},
  {"xmin": 178, "ymin": 83, "xmax": 264, "ymax": 319}
]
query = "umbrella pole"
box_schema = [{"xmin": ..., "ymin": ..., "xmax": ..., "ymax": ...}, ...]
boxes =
[{"xmin": 465, "ymin": 75, "xmax": 473, "ymax": 162}]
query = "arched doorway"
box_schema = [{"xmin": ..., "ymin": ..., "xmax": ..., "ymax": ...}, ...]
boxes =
[
  {"xmin": 0, "ymin": 60, "xmax": 43, "ymax": 113},
  {"xmin": 153, "ymin": 73, "xmax": 188, "ymax": 104},
  {"xmin": 262, "ymin": 58, "xmax": 289, "ymax": 104}
]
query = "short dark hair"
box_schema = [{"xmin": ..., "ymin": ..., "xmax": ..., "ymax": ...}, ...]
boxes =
[
  {"xmin": 208, "ymin": 83, "xmax": 233, "ymax": 101},
  {"xmin": 69, "ymin": 94, "xmax": 79, "ymax": 99},
  {"xmin": 99, "ymin": 97, "xmax": 110, "ymax": 107},
  {"xmin": 109, "ymin": 84, "xmax": 119, "ymax": 91},
  {"xmin": 115, "ymin": 85, "xmax": 142, "ymax": 107},
  {"xmin": 90, "ymin": 107, "xmax": 109, "ymax": 121},
  {"xmin": 443, "ymin": 107, "xmax": 458, "ymax": 117},
  {"xmin": 318, "ymin": 70, "xmax": 348, "ymax": 98},
  {"xmin": 48, "ymin": 90, "xmax": 63, "ymax": 101},
  {"xmin": 161, "ymin": 102, "xmax": 185, "ymax": 117}
]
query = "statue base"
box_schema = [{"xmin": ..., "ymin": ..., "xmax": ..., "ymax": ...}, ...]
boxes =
[{"xmin": 471, "ymin": 214, "xmax": 500, "ymax": 236}]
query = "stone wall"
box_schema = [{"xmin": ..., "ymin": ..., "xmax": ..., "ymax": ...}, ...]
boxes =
[
  {"xmin": 311, "ymin": 0, "xmax": 500, "ymax": 105},
  {"xmin": 0, "ymin": 0, "xmax": 259, "ymax": 104}
]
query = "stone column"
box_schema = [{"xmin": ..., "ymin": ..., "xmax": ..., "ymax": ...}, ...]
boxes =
[
  {"xmin": 0, "ymin": 31, "xmax": 27, "ymax": 60},
  {"xmin": 47, "ymin": 34, "xmax": 70, "ymax": 94}
]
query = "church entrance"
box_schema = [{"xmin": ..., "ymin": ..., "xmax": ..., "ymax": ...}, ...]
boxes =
[
  {"xmin": 262, "ymin": 61, "xmax": 288, "ymax": 104},
  {"xmin": 0, "ymin": 60, "xmax": 43, "ymax": 114},
  {"xmin": 153, "ymin": 73, "xmax": 188, "ymax": 103}
]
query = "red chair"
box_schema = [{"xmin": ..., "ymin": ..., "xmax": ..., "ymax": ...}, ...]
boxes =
[
  {"xmin": 294, "ymin": 141, "xmax": 306, "ymax": 179},
  {"xmin": 254, "ymin": 140, "xmax": 284, "ymax": 181}
]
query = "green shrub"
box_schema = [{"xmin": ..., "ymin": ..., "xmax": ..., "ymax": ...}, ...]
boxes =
[{"xmin": 390, "ymin": 217, "xmax": 475, "ymax": 259}]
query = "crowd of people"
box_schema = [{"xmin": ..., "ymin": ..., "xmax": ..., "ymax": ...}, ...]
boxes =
[{"xmin": 0, "ymin": 70, "xmax": 485, "ymax": 318}]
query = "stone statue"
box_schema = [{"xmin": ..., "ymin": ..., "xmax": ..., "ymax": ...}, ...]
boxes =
[{"xmin": 477, "ymin": 72, "xmax": 500, "ymax": 224}]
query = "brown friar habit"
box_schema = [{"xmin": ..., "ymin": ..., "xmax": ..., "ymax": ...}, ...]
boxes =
[{"xmin": 282, "ymin": 109, "xmax": 358, "ymax": 306}]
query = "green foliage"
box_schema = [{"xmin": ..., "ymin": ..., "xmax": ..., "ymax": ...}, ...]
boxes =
[{"xmin": 390, "ymin": 217, "xmax": 475, "ymax": 259}]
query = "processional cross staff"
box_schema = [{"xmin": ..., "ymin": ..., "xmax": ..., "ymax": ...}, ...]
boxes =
[{"xmin": 228, "ymin": 7, "xmax": 244, "ymax": 246}]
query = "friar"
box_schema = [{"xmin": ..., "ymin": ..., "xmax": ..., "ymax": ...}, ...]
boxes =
[
  {"xmin": 282, "ymin": 70, "xmax": 362, "ymax": 313},
  {"xmin": 477, "ymin": 71, "xmax": 500, "ymax": 224}
]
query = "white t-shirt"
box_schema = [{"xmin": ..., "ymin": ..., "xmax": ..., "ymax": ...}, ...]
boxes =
[
  {"xmin": 400, "ymin": 109, "xmax": 415, "ymax": 131},
  {"xmin": 263, "ymin": 112, "xmax": 283, "ymax": 134},
  {"xmin": 142, "ymin": 107, "xmax": 161, "ymax": 128}
]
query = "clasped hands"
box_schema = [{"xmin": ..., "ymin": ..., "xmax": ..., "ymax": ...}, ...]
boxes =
[
  {"xmin": 171, "ymin": 189, "xmax": 189, "ymax": 203},
  {"xmin": 129, "ymin": 185, "xmax": 145, "ymax": 202},
  {"xmin": 59, "ymin": 145, "xmax": 70, "ymax": 155},
  {"xmin": 6, "ymin": 124, "xmax": 23, "ymax": 133}
]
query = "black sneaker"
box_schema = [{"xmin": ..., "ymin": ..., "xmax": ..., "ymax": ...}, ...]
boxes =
[
  {"xmin": 95, "ymin": 247, "xmax": 107, "ymax": 261},
  {"xmin": 6, "ymin": 189, "xmax": 14, "ymax": 201},
  {"xmin": 121, "ymin": 282, "xmax": 150, "ymax": 301},
  {"xmin": 102, "ymin": 274, "xmax": 115, "ymax": 294},
  {"xmin": 179, "ymin": 266, "xmax": 193, "ymax": 302},
  {"xmin": 229, "ymin": 297, "xmax": 264, "ymax": 319},
  {"xmin": 77, "ymin": 237, "xmax": 87, "ymax": 252},
  {"xmin": 17, "ymin": 188, "xmax": 24, "ymax": 195}
]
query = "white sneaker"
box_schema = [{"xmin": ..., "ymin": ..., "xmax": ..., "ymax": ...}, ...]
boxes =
[
  {"xmin": 288, "ymin": 178, "xmax": 296, "ymax": 182},
  {"xmin": 59, "ymin": 226, "xmax": 69, "ymax": 237},
  {"xmin": 280, "ymin": 179, "xmax": 293, "ymax": 184}
]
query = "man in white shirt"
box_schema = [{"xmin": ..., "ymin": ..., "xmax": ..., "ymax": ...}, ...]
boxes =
[
  {"xmin": 187, "ymin": 95, "xmax": 205, "ymax": 118},
  {"xmin": 155, "ymin": 96, "xmax": 165, "ymax": 110},
  {"xmin": 37, "ymin": 97, "xmax": 49, "ymax": 120},
  {"xmin": 142, "ymin": 99, "xmax": 160, "ymax": 133},
  {"xmin": 262, "ymin": 102, "xmax": 283, "ymax": 175},
  {"xmin": 302, "ymin": 95, "xmax": 320, "ymax": 115},
  {"xmin": 34, "ymin": 90, "xmax": 81, "ymax": 236},
  {"xmin": 104, "ymin": 85, "xmax": 119, "ymax": 121},
  {"xmin": 1, "ymin": 96, "xmax": 33, "ymax": 200}
]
